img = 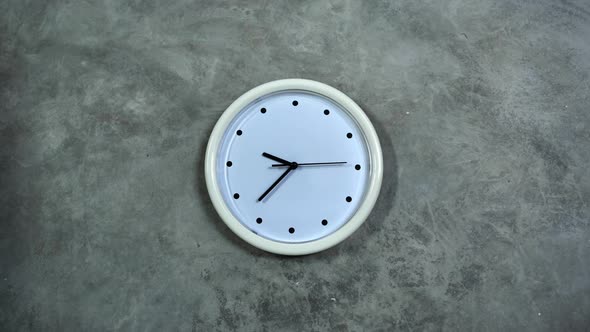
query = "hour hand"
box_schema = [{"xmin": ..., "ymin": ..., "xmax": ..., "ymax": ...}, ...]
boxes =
[{"xmin": 262, "ymin": 152, "xmax": 292, "ymax": 165}]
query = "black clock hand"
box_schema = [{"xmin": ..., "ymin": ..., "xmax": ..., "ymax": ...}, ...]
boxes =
[
  {"xmin": 262, "ymin": 152, "xmax": 292, "ymax": 165},
  {"xmin": 258, "ymin": 162, "xmax": 298, "ymax": 202},
  {"xmin": 272, "ymin": 161, "xmax": 347, "ymax": 167}
]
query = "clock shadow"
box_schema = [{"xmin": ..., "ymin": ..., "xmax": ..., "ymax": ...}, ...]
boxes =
[
  {"xmin": 356, "ymin": 108, "xmax": 398, "ymax": 241},
  {"xmin": 310, "ymin": 102, "xmax": 399, "ymax": 258}
]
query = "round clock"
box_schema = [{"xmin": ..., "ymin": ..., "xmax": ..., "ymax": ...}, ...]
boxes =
[{"xmin": 204, "ymin": 79, "xmax": 383, "ymax": 255}]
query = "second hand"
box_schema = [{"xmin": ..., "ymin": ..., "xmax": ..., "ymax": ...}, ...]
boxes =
[{"xmin": 271, "ymin": 162, "xmax": 347, "ymax": 167}]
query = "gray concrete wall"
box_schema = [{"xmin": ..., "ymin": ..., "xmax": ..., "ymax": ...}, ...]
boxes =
[{"xmin": 1, "ymin": 0, "xmax": 589, "ymax": 331}]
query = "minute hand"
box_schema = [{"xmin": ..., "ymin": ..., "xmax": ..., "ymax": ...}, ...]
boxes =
[
  {"xmin": 271, "ymin": 162, "xmax": 347, "ymax": 167},
  {"xmin": 258, "ymin": 163, "xmax": 297, "ymax": 201}
]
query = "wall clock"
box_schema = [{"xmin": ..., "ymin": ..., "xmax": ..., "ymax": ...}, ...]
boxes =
[{"xmin": 204, "ymin": 79, "xmax": 383, "ymax": 255}]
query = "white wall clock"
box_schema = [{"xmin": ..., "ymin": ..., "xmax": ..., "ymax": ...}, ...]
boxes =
[{"xmin": 205, "ymin": 79, "xmax": 383, "ymax": 255}]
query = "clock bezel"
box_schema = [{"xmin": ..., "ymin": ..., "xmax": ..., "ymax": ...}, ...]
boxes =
[{"xmin": 204, "ymin": 79, "xmax": 383, "ymax": 255}]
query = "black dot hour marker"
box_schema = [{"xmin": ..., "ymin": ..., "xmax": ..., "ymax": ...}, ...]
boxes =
[
  {"xmin": 289, "ymin": 227, "xmax": 295, "ymax": 234},
  {"xmin": 355, "ymin": 164, "xmax": 361, "ymax": 170},
  {"xmin": 322, "ymin": 219, "xmax": 328, "ymax": 226},
  {"xmin": 233, "ymin": 193, "xmax": 240, "ymax": 199},
  {"xmin": 346, "ymin": 196, "xmax": 352, "ymax": 202},
  {"xmin": 256, "ymin": 218, "xmax": 262, "ymax": 224},
  {"xmin": 324, "ymin": 109, "xmax": 330, "ymax": 115},
  {"xmin": 292, "ymin": 100, "xmax": 298, "ymax": 106},
  {"xmin": 226, "ymin": 161, "xmax": 233, "ymax": 167},
  {"xmin": 236, "ymin": 130, "xmax": 243, "ymax": 136},
  {"xmin": 347, "ymin": 133, "xmax": 353, "ymax": 139},
  {"xmin": 260, "ymin": 108, "xmax": 266, "ymax": 114}
]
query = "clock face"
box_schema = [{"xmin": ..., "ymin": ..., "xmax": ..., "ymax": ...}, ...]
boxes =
[
  {"xmin": 206, "ymin": 79, "xmax": 383, "ymax": 255},
  {"xmin": 215, "ymin": 90, "xmax": 370, "ymax": 243}
]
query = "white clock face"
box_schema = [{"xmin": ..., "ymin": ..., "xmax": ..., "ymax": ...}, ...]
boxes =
[
  {"xmin": 215, "ymin": 90, "xmax": 370, "ymax": 243},
  {"xmin": 206, "ymin": 79, "xmax": 383, "ymax": 255}
]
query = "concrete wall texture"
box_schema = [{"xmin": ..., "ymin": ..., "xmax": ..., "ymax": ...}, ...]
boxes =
[{"xmin": 1, "ymin": 0, "xmax": 589, "ymax": 331}]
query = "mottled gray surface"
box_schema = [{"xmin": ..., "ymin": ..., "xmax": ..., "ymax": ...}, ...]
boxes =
[{"xmin": 1, "ymin": 0, "xmax": 590, "ymax": 331}]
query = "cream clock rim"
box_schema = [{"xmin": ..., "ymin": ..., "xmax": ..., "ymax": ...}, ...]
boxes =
[{"xmin": 204, "ymin": 79, "xmax": 383, "ymax": 256}]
